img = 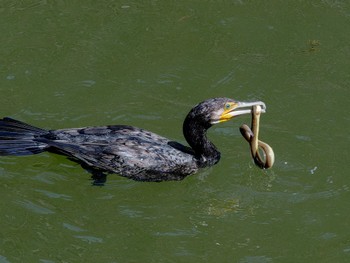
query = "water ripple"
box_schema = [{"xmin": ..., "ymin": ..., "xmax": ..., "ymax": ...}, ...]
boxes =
[
  {"xmin": 16, "ymin": 200, "xmax": 55, "ymax": 215},
  {"xmin": 74, "ymin": 235, "xmax": 103, "ymax": 244}
]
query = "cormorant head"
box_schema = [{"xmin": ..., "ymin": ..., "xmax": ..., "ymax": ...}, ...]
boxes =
[
  {"xmin": 210, "ymin": 97, "xmax": 266, "ymax": 124},
  {"xmin": 183, "ymin": 97, "xmax": 266, "ymax": 160},
  {"xmin": 188, "ymin": 97, "xmax": 266, "ymax": 127}
]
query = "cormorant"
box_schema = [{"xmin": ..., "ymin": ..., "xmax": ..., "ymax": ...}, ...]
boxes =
[{"xmin": 0, "ymin": 98, "xmax": 265, "ymax": 182}]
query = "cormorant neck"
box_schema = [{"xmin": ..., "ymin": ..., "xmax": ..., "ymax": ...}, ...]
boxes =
[{"xmin": 183, "ymin": 114, "xmax": 221, "ymax": 168}]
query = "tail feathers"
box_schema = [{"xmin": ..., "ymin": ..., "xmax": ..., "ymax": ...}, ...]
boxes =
[
  {"xmin": 0, "ymin": 140, "xmax": 48, "ymax": 155},
  {"xmin": 0, "ymin": 117, "xmax": 49, "ymax": 156},
  {"xmin": 0, "ymin": 117, "xmax": 47, "ymax": 135}
]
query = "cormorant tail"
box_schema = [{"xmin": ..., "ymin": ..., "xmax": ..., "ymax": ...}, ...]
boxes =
[{"xmin": 0, "ymin": 117, "xmax": 49, "ymax": 156}]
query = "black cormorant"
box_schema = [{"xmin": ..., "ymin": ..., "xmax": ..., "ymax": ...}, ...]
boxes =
[{"xmin": 0, "ymin": 98, "xmax": 265, "ymax": 181}]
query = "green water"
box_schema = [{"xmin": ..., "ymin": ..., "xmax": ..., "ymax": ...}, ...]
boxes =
[{"xmin": 1, "ymin": 1, "xmax": 349, "ymax": 262}]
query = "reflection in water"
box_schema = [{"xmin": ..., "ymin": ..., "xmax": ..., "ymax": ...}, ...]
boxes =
[
  {"xmin": 17, "ymin": 200, "xmax": 55, "ymax": 215},
  {"xmin": 74, "ymin": 235, "xmax": 103, "ymax": 244},
  {"xmin": 63, "ymin": 223, "xmax": 86, "ymax": 233},
  {"xmin": 0, "ymin": 255, "xmax": 11, "ymax": 263}
]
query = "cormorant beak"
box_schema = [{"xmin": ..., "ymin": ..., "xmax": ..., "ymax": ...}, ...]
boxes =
[{"xmin": 212, "ymin": 101, "xmax": 266, "ymax": 124}]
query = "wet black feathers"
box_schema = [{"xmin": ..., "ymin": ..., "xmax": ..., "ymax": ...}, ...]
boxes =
[{"xmin": 0, "ymin": 98, "xmax": 234, "ymax": 181}]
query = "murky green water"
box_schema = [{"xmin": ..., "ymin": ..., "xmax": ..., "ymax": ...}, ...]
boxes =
[{"xmin": 1, "ymin": 1, "xmax": 349, "ymax": 262}]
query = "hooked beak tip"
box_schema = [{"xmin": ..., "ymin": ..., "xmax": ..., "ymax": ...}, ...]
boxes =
[{"xmin": 237, "ymin": 101, "xmax": 266, "ymax": 113}]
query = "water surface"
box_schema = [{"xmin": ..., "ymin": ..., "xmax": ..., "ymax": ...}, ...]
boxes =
[{"xmin": 0, "ymin": 1, "xmax": 349, "ymax": 262}]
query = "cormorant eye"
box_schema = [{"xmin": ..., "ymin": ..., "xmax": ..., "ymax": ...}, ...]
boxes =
[{"xmin": 224, "ymin": 103, "xmax": 231, "ymax": 110}]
